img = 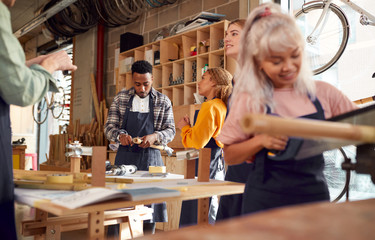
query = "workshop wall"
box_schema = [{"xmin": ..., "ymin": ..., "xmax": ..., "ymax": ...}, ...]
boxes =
[{"xmin": 72, "ymin": 27, "xmax": 97, "ymax": 124}]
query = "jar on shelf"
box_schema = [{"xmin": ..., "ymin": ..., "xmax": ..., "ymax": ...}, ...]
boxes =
[
  {"xmin": 199, "ymin": 40, "xmax": 209, "ymax": 54},
  {"xmin": 190, "ymin": 46, "xmax": 197, "ymax": 56}
]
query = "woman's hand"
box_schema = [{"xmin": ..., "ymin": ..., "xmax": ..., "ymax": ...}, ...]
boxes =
[
  {"xmin": 258, "ymin": 134, "xmax": 288, "ymax": 151},
  {"xmin": 177, "ymin": 114, "xmax": 190, "ymax": 130}
]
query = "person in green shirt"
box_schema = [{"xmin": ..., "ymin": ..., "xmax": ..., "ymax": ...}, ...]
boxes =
[{"xmin": 0, "ymin": 0, "xmax": 77, "ymax": 238}]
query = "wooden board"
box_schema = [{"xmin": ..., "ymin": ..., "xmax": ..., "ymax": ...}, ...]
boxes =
[
  {"xmin": 22, "ymin": 181, "xmax": 244, "ymax": 216},
  {"xmin": 142, "ymin": 199, "xmax": 375, "ymax": 240},
  {"xmin": 12, "ymin": 145, "xmax": 26, "ymax": 170},
  {"xmin": 170, "ymin": 104, "xmax": 201, "ymax": 149}
]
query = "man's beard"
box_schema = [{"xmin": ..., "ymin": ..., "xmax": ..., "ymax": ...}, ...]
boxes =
[{"xmin": 137, "ymin": 92, "xmax": 147, "ymax": 98}]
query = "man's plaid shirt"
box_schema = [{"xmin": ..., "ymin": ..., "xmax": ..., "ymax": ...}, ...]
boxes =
[{"xmin": 104, "ymin": 87, "xmax": 175, "ymax": 145}]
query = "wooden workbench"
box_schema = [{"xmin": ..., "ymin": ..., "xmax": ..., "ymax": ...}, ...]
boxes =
[
  {"xmin": 140, "ymin": 198, "xmax": 375, "ymax": 240},
  {"xmin": 17, "ymin": 148, "xmax": 245, "ymax": 239},
  {"xmin": 16, "ymin": 179, "xmax": 244, "ymax": 239}
]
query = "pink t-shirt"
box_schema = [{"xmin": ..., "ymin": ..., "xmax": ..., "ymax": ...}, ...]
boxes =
[{"xmin": 217, "ymin": 81, "xmax": 358, "ymax": 145}]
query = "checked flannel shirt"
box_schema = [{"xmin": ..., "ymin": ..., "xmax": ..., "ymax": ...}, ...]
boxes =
[{"xmin": 104, "ymin": 87, "xmax": 175, "ymax": 145}]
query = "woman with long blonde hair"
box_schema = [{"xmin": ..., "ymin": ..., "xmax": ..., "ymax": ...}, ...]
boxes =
[{"xmin": 218, "ymin": 3, "xmax": 357, "ymax": 215}]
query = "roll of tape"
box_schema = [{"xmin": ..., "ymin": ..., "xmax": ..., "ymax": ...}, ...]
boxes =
[{"xmin": 46, "ymin": 174, "xmax": 73, "ymax": 184}]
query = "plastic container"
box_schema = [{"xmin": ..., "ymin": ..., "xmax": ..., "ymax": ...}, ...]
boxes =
[{"xmin": 25, "ymin": 153, "xmax": 37, "ymax": 170}]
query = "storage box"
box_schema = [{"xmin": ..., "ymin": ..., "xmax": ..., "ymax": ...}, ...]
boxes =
[
  {"xmin": 119, "ymin": 57, "xmax": 134, "ymax": 74},
  {"xmin": 120, "ymin": 32, "xmax": 143, "ymax": 53},
  {"xmin": 145, "ymin": 49, "xmax": 154, "ymax": 66}
]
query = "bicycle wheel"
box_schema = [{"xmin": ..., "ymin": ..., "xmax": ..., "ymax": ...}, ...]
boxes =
[
  {"xmin": 323, "ymin": 147, "xmax": 352, "ymax": 202},
  {"xmin": 32, "ymin": 97, "xmax": 49, "ymax": 124},
  {"xmin": 51, "ymin": 87, "xmax": 65, "ymax": 119},
  {"xmin": 295, "ymin": 2, "xmax": 350, "ymax": 75}
]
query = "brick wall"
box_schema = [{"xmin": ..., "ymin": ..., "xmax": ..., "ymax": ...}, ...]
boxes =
[{"xmin": 104, "ymin": 0, "xmax": 240, "ymax": 106}]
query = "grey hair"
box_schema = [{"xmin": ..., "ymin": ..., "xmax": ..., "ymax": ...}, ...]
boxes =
[{"xmin": 232, "ymin": 2, "xmax": 315, "ymax": 113}]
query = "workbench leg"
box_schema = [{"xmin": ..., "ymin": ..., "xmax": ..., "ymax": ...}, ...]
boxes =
[
  {"xmin": 127, "ymin": 215, "xmax": 143, "ymax": 238},
  {"xmin": 165, "ymin": 200, "xmax": 182, "ymax": 230},
  {"xmin": 33, "ymin": 209, "xmax": 48, "ymax": 239},
  {"xmin": 197, "ymin": 198, "xmax": 210, "ymax": 224},
  {"xmin": 88, "ymin": 211, "xmax": 105, "ymax": 240},
  {"xmin": 70, "ymin": 156, "xmax": 81, "ymax": 173},
  {"xmin": 117, "ymin": 215, "xmax": 143, "ymax": 239},
  {"xmin": 198, "ymin": 148, "xmax": 211, "ymax": 182},
  {"xmin": 197, "ymin": 148, "xmax": 211, "ymax": 224},
  {"xmin": 185, "ymin": 159, "xmax": 196, "ymax": 179},
  {"xmin": 35, "ymin": 208, "xmax": 48, "ymax": 221},
  {"xmin": 119, "ymin": 218, "xmax": 132, "ymax": 240},
  {"xmin": 35, "ymin": 235, "xmax": 44, "ymax": 240},
  {"xmin": 46, "ymin": 224, "xmax": 61, "ymax": 240}
]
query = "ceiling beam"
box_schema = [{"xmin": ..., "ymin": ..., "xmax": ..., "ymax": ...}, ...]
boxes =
[{"xmin": 13, "ymin": 0, "xmax": 77, "ymax": 38}]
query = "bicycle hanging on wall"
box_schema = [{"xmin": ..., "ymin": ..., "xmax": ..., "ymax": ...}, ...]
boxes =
[
  {"xmin": 295, "ymin": 0, "xmax": 375, "ymax": 75},
  {"xmin": 32, "ymin": 87, "xmax": 66, "ymax": 124}
]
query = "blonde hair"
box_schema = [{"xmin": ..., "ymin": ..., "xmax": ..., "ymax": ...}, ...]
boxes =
[
  {"xmin": 228, "ymin": 19, "xmax": 246, "ymax": 29},
  {"xmin": 206, "ymin": 67, "xmax": 233, "ymax": 106},
  {"xmin": 232, "ymin": 2, "xmax": 315, "ymax": 113}
]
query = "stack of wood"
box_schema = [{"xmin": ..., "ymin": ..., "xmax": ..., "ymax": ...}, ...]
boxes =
[{"xmin": 45, "ymin": 73, "xmax": 108, "ymax": 171}]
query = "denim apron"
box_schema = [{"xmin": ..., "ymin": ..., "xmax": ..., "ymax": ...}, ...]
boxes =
[
  {"xmin": 242, "ymin": 97, "xmax": 330, "ymax": 214},
  {"xmin": 179, "ymin": 107, "xmax": 225, "ymax": 226},
  {"xmin": 115, "ymin": 95, "xmax": 167, "ymax": 222},
  {"xmin": 0, "ymin": 97, "xmax": 17, "ymax": 239}
]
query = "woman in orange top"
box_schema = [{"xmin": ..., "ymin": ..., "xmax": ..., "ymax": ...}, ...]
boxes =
[{"xmin": 177, "ymin": 67, "xmax": 232, "ymax": 226}]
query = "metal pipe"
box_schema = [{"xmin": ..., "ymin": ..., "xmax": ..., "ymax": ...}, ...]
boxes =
[
  {"xmin": 176, "ymin": 149, "xmax": 200, "ymax": 161},
  {"xmin": 96, "ymin": 23, "xmax": 105, "ymax": 102}
]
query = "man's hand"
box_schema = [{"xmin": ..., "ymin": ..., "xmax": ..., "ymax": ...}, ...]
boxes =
[
  {"xmin": 26, "ymin": 55, "xmax": 48, "ymax": 67},
  {"xmin": 139, "ymin": 133, "xmax": 158, "ymax": 148},
  {"xmin": 39, "ymin": 50, "xmax": 77, "ymax": 73},
  {"xmin": 119, "ymin": 134, "xmax": 133, "ymax": 146}
]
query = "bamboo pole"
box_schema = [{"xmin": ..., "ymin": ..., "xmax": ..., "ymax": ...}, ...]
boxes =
[
  {"xmin": 90, "ymin": 73, "xmax": 101, "ymax": 123},
  {"xmin": 241, "ymin": 113, "xmax": 375, "ymax": 143}
]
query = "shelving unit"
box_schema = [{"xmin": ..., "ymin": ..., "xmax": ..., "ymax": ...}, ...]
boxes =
[
  {"xmin": 117, "ymin": 20, "xmax": 236, "ymax": 105},
  {"xmin": 117, "ymin": 20, "xmax": 236, "ymax": 148}
]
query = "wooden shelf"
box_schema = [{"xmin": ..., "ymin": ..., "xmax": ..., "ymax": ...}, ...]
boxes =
[{"xmin": 117, "ymin": 20, "xmax": 232, "ymax": 105}]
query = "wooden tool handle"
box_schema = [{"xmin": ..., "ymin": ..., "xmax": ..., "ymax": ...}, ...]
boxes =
[
  {"xmin": 132, "ymin": 137, "xmax": 164, "ymax": 150},
  {"xmin": 241, "ymin": 113, "xmax": 375, "ymax": 143},
  {"xmin": 133, "ymin": 137, "xmax": 142, "ymax": 144}
]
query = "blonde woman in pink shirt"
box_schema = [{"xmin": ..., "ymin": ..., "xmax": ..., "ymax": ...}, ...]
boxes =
[{"xmin": 217, "ymin": 3, "xmax": 357, "ymax": 215}]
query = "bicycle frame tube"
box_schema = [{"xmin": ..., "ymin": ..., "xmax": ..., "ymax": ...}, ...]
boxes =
[
  {"xmin": 340, "ymin": 0, "xmax": 375, "ymax": 26},
  {"xmin": 305, "ymin": 0, "xmax": 333, "ymax": 44}
]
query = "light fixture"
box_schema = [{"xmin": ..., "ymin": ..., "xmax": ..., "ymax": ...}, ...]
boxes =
[{"xmin": 13, "ymin": 0, "xmax": 78, "ymax": 38}]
